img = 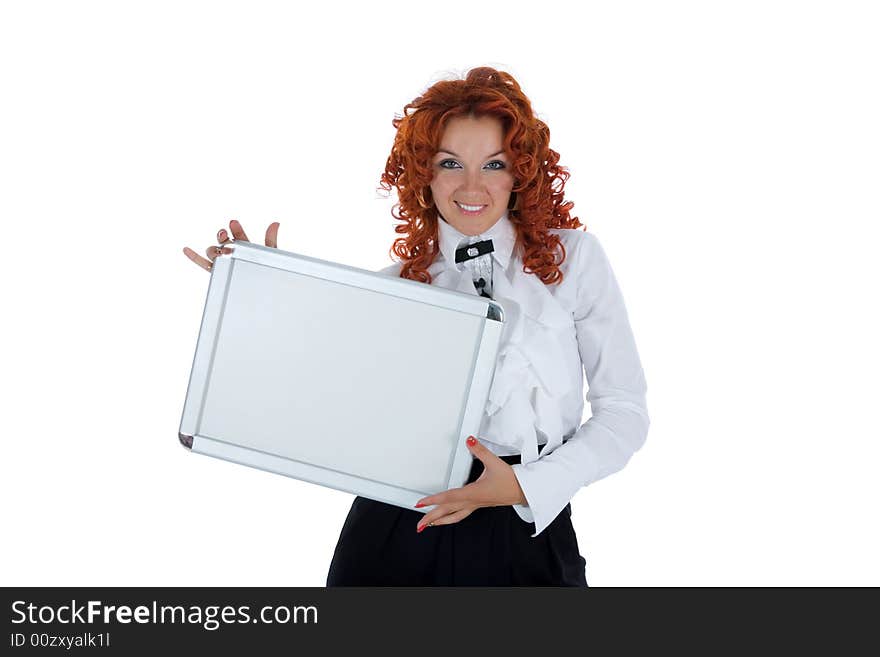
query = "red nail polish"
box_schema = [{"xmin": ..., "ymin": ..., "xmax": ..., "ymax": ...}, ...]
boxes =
[
  {"xmin": 466, "ymin": 436, "xmax": 476, "ymax": 446},
  {"xmin": 417, "ymin": 524, "xmax": 425, "ymax": 533},
  {"xmin": 414, "ymin": 502, "xmax": 425, "ymax": 508}
]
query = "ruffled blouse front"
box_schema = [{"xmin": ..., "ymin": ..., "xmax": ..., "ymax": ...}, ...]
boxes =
[{"xmin": 428, "ymin": 232, "xmax": 577, "ymax": 467}]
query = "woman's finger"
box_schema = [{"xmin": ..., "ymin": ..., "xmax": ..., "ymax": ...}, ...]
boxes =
[
  {"xmin": 182, "ymin": 246, "xmax": 213, "ymax": 272},
  {"xmin": 217, "ymin": 228, "xmax": 231, "ymax": 244},
  {"xmin": 265, "ymin": 221, "xmax": 279, "ymax": 248},
  {"xmin": 229, "ymin": 219, "xmax": 249, "ymax": 242},
  {"xmin": 417, "ymin": 505, "xmax": 473, "ymax": 531},
  {"xmin": 430, "ymin": 507, "xmax": 473, "ymax": 528},
  {"xmin": 205, "ymin": 245, "xmax": 233, "ymax": 262}
]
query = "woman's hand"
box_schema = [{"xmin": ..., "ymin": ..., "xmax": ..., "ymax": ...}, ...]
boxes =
[
  {"xmin": 413, "ymin": 436, "xmax": 528, "ymax": 533},
  {"xmin": 182, "ymin": 219, "xmax": 281, "ymax": 272}
]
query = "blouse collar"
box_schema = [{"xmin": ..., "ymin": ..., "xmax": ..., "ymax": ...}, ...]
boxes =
[{"xmin": 436, "ymin": 211, "xmax": 516, "ymax": 272}]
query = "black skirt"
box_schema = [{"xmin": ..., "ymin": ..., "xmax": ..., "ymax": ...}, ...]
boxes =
[{"xmin": 325, "ymin": 451, "xmax": 589, "ymax": 587}]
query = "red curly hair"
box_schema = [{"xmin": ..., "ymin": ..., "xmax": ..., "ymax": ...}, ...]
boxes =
[{"xmin": 378, "ymin": 66, "xmax": 585, "ymax": 286}]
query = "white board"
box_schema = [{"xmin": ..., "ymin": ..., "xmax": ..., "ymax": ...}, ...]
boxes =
[{"xmin": 178, "ymin": 239, "xmax": 504, "ymax": 515}]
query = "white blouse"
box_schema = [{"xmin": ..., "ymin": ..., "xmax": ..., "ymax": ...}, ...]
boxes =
[{"xmin": 376, "ymin": 211, "xmax": 650, "ymax": 538}]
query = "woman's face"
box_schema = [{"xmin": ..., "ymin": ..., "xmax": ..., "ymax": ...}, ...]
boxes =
[{"xmin": 429, "ymin": 114, "xmax": 515, "ymax": 236}]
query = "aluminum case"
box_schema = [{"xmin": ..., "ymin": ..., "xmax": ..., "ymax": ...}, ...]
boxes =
[{"xmin": 178, "ymin": 239, "xmax": 504, "ymax": 515}]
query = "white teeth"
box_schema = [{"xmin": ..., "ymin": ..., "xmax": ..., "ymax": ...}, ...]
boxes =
[{"xmin": 457, "ymin": 202, "xmax": 485, "ymax": 212}]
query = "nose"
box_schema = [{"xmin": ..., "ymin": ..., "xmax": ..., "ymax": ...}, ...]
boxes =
[{"xmin": 458, "ymin": 168, "xmax": 486, "ymax": 198}]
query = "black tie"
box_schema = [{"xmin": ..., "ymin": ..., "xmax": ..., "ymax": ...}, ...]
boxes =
[
  {"xmin": 455, "ymin": 238, "xmax": 494, "ymax": 299},
  {"xmin": 473, "ymin": 277, "xmax": 492, "ymax": 298}
]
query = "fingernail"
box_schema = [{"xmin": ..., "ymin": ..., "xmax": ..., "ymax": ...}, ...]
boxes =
[
  {"xmin": 466, "ymin": 436, "xmax": 476, "ymax": 446},
  {"xmin": 417, "ymin": 524, "xmax": 425, "ymax": 533},
  {"xmin": 414, "ymin": 502, "xmax": 425, "ymax": 508}
]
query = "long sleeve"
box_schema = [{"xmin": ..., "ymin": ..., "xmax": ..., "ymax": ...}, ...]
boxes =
[{"xmin": 510, "ymin": 231, "xmax": 650, "ymax": 537}]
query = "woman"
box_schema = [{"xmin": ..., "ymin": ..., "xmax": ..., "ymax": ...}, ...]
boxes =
[{"xmin": 183, "ymin": 67, "xmax": 649, "ymax": 586}]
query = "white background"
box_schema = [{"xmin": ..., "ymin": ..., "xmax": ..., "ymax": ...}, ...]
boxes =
[{"xmin": 1, "ymin": 0, "xmax": 877, "ymax": 586}]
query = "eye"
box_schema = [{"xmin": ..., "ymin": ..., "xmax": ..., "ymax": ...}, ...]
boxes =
[{"xmin": 437, "ymin": 159, "xmax": 506, "ymax": 170}]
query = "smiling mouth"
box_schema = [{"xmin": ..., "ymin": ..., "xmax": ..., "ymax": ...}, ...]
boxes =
[{"xmin": 455, "ymin": 201, "xmax": 487, "ymax": 214}]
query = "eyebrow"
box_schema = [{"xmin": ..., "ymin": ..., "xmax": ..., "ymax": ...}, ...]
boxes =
[{"xmin": 437, "ymin": 149, "xmax": 507, "ymax": 159}]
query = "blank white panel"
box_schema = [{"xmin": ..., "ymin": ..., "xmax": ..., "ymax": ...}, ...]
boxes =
[{"xmin": 179, "ymin": 240, "xmax": 504, "ymax": 510}]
